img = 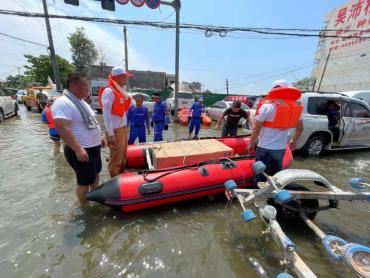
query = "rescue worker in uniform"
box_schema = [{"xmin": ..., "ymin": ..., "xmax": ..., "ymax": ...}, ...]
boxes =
[
  {"xmin": 247, "ymin": 80, "xmax": 304, "ymax": 186},
  {"xmin": 41, "ymin": 100, "xmax": 61, "ymax": 154},
  {"xmin": 127, "ymin": 94, "xmax": 150, "ymax": 144},
  {"xmin": 99, "ymin": 66, "xmax": 132, "ymax": 177},
  {"xmin": 188, "ymin": 96, "xmax": 205, "ymax": 139},
  {"xmin": 152, "ymin": 92, "xmax": 169, "ymax": 142}
]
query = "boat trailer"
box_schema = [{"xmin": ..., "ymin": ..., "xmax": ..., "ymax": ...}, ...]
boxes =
[{"xmin": 224, "ymin": 161, "xmax": 370, "ymax": 278}]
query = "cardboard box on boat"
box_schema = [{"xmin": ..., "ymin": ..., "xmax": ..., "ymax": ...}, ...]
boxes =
[{"xmin": 152, "ymin": 139, "xmax": 234, "ymax": 169}]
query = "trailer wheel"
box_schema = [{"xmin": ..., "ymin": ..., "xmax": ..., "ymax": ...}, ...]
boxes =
[{"xmin": 267, "ymin": 183, "xmax": 319, "ymax": 222}]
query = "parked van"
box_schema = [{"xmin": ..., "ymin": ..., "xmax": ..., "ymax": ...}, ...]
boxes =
[
  {"xmin": 166, "ymin": 91, "xmax": 194, "ymax": 114},
  {"xmin": 89, "ymin": 79, "xmax": 107, "ymax": 112},
  {"xmin": 339, "ymin": 90, "xmax": 370, "ymax": 107}
]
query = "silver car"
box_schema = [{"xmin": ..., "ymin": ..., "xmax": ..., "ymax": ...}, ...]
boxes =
[
  {"xmin": 206, "ymin": 100, "xmax": 249, "ymax": 126},
  {"xmin": 248, "ymin": 92, "xmax": 370, "ymax": 156},
  {"xmin": 0, "ymin": 88, "xmax": 18, "ymax": 122}
]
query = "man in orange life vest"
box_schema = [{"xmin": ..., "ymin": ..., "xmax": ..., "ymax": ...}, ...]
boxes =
[
  {"xmin": 100, "ymin": 66, "xmax": 133, "ymax": 177},
  {"xmin": 248, "ymin": 80, "xmax": 304, "ymax": 186},
  {"xmin": 41, "ymin": 100, "xmax": 61, "ymax": 154}
]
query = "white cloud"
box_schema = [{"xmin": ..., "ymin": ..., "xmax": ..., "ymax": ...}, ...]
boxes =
[{"xmin": 0, "ymin": 0, "xmax": 153, "ymax": 80}]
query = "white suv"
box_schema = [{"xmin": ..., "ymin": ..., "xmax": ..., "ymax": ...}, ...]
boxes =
[
  {"xmin": 248, "ymin": 92, "xmax": 370, "ymax": 156},
  {"xmin": 0, "ymin": 88, "xmax": 18, "ymax": 122},
  {"xmin": 166, "ymin": 91, "xmax": 194, "ymax": 114}
]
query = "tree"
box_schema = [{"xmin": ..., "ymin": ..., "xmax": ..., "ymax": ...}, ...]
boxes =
[
  {"xmin": 293, "ymin": 77, "xmax": 316, "ymax": 91},
  {"xmin": 23, "ymin": 54, "xmax": 75, "ymax": 87},
  {"xmin": 5, "ymin": 74, "xmax": 30, "ymax": 88},
  {"xmin": 68, "ymin": 27, "xmax": 98, "ymax": 74}
]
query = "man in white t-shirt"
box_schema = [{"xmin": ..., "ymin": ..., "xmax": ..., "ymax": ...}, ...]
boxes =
[
  {"xmin": 52, "ymin": 73, "xmax": 103, "ymax": 205},
  {"xmin": 101, "ymin": 66, "xmax": 133, "ymax": 177},
  {"xmin": 248, "ymin": 80, "xmax": 303, "ymax": 186}
]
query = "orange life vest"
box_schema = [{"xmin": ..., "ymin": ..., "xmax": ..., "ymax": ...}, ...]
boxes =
[
  {"xmin": 255, "ymin": 87, "xmax": 303, "ymax": 129},
  {"xmin": 98, "ymin": 76, "xmax": 132, "ymax": 117},
  {"xmin": 44, "ymin": 104, "xmax": 55, "ymax": 129}
]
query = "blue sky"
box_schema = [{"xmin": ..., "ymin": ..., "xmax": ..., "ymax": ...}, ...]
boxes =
[{"xmin": 0, "ymin": 0, "xmax": 348, "ymax": 94}]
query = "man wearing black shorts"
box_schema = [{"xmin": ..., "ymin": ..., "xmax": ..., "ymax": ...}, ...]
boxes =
[
  {"xmin": 53, "ymin": 73, "xmax": 103, "ymax": 205},
  {"xmin": 216, "ymin": 100, "xmax": 249, "ymax": 137}
]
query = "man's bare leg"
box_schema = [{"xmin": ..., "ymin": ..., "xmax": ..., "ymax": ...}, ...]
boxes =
[
  {"xmin": 76, "ymin": 185, "xmax": 89, "ymax": 206},
  {"xmin": 53, "ymin": 140, "xmax": 61, "ymax": 154},
  {"xmin": 90, "ymin": 174, "xmax": 100, "ymax": 191}
]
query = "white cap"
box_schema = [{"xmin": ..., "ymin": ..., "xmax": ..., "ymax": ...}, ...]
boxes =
[
  {"xmin": 272, "ymin": 79, "xmax": 289, "ymax": 88},
  {"xmin": 111, "ymin": 66, "xmax": 133, "ymax": 77}
]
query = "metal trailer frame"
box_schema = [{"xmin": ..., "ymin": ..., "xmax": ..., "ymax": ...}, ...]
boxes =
[{"xmin": 225, "ymin": 164, "xmax": 370, "ymax": 278}]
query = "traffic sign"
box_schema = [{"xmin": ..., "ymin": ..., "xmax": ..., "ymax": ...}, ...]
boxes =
[
  {"xmin": 116, "ymin": 0, "xmax": 129, "ymax": 4},
  {"xmin": 130, "ymin": 0, "xmax": 145, "ymax": 7},
  {"xmin": 146, "ymin": 0, "xmax": 160, "ymax": 9}
]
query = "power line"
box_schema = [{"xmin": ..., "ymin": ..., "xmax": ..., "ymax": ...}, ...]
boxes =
[
  {"xmin": 0, "ymin": 31, "xmax": 48, "ymax": 47},
  {"xmin": 1, "ymin": 9, "xmax": 370, "ymax": 39}
]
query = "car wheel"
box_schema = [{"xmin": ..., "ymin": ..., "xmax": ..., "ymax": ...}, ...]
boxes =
[
  {"xmin": 303, "ymin": 135, "xmax": 326, "ymax": 156},
  {"xmin": 0, "ymin": 109, "xmax": 4, "ymax": 123},
  {"xmin": 267, "ymin": 183, "xmax": 319, "ymax": 222}
]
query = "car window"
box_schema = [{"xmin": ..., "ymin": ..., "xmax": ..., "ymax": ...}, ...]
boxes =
[
  {"xmin": 142, "ymin": 95, "xmax": 151, "ymax": 101},
  {"xmin": 341, "ymin": 100, "xmax": 351, "ymax": 117},
  {"xmin": 212, "ymin": 101, "xmax": 221, "ymax": 108},
  {"xmin": 219, "ymin": 102, "xmax": 227, "ymax": 109},
  {"xmin": 46, "ymin": 91, "xmax": 60, "ymax": 97},
  {"xmin": 178, "ymin": 93, "xmax": 193, "ymax": 99},
  {"xmin": 351, "ymin": 103, "xmax": 370, "ymax": 118},
  {"xmin": 307, "ymin": 97, "xmax": 331, "ymax": 115}
]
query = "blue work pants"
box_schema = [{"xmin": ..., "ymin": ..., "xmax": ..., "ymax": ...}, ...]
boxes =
[
  {"xmin": 189, "ymin": 117, "xmax": 201, "ymax": 136},
  {"xmin": 253, "ymin": 147, "xmax": 286, "ymax": 187},
  {"xmin": 129, "ymin": 126, "xmax": 146, "ymax": 144}
]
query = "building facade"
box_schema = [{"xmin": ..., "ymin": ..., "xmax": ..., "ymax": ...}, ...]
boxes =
[{"xmin": 311, "ymin": 0, "xmax": 370, "ymax": 91}]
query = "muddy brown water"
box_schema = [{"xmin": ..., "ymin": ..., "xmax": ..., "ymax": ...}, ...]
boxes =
[{"xmin": 0, "ymin": 106, "xmax": 369, "ymax": 278}]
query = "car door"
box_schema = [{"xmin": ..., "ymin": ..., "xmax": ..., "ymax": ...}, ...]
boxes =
[
  {"xmin": 338, "ymin": 99, "xmax": 353, "ymax": 146},
  {"xmin": 217, "ymin": 102, "xmax": 228, "ymax": 120},
  {"xmin": 208, "ymin": 102, "xmax": 219, "ymax": 120},
  {"xmin": 348, "ymin": 101, "xmax": 370, "ymax": 143}
]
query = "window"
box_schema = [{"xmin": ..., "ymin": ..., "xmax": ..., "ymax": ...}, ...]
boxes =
[
  {"xmin": 142, "ymin": 95, "xmax": 151, "ymax": 102},
  {"xmin": 212, "ymin": 102, "xmax": 223, "ymax": 108},
  {"xmin": 307, "ymin": 97, "xmax": 330, "ymax": 115},
  {"xmin": 351, "ymin": 103, "xmax": 370, "ymax": 118},
  {"xmin": 178, "ymin": 93, "xmax": 193, "ymax": 99},
  {"xmin": 219, "ymin": 102, "xmax": 227, "ymax": 109},
  {"xmin": 341, "ymin": 100, "xmax": 351, "ymax": 117},
  {"xmin": 92, "ymin": 87, "xmax": 100, "ymax": 96}
]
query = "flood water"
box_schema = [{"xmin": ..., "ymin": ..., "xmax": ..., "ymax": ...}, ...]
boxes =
[{"xmin": 0, "ymin": 106, "xmax": 369, "ymax": 278}]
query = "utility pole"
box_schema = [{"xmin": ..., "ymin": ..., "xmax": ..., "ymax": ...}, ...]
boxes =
[
  {"xmin": 316, "ymin": 49, "xmax": 331, "ymax": 92},
  {"xmin": 161, "ymin": 0, "xmax": 181, "ymax": 121},
  {"xmin": 226, "ymin": 78, "xmax": 229, "ymax": 95},
  {"xmin": 42, "ymin": 0, "xmax": 62, "ymax": 90},
  {"xmin": 123, "ymin": 26, "xmax": 129, "ymax": 90}
]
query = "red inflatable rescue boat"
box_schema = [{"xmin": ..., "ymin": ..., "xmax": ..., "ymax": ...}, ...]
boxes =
[{"xmin": 87, "ymin": 136, "xmax": 293, "ymax": 212}]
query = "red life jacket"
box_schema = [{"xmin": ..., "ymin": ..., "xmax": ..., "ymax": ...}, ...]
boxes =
[
  {"xmin": 255, "ymin": 87, "xmax": 303, "ymax": 129},
  {"xmin": 98, "ymin": 76, "xmax": 131, "ymax": 117},
  {"xmin": 44, "ymin": 104, "xmax": 55, "ymax": 129}
]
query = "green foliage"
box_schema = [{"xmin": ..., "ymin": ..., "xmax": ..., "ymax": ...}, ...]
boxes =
[
  {"xmin": 293, "ymin": 77, "xmax": 316, "ymax": 91},
  {"xmin": 4, "ymin": 74, "xmax": 30, "ymax": 88},
  {"xmin": 68, "ymin": 27, "xmax": 98, "ymax": 74},
  {"xmin": 23, "ymin": 54, "xmax": 75, "ymax": 87}
]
